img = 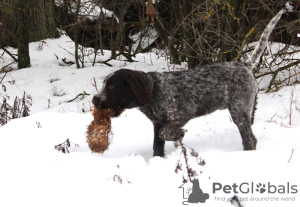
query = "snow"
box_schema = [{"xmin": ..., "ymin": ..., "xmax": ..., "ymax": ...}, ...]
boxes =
[
  {"xmin": 285, "ymin": 2, "xmax": 294, "ymax": 13},
  {"xmin": 1, "ymin": 33, "xmax": 300, "ymax": 207},
  {"xmin": 129, "ymin": 26, "xmax": 159, "ymax": 52},
  {"xmin": 54, "ymin": 0, "xmax": 119, "ymax": 22}
]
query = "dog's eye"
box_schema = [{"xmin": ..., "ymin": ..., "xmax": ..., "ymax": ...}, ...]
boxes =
[{"xmin": 108, "ymin": 85, "xmax": 115, "ymax": 90}]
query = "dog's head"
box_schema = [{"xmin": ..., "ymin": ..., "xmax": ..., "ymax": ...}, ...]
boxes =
[{"xmin": 92, "ymin": 69, "xmax": 153, "ymax": 117}]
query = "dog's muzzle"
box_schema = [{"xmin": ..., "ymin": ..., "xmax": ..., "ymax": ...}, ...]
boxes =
[
  {"xmin": 92, "ymin": 95, "xmax": 100, "ymax": 107},
  {"xmin": 92, "ymin": 92, "xmax": 107, "ymax": 107}
]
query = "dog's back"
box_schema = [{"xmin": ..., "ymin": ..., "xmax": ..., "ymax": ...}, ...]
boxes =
[{"xmin": 148, "ymin": 61, "xmax": 256, "ymax": 119}]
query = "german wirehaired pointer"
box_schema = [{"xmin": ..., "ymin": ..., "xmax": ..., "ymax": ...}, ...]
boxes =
[{"xmin": 92, "ymin": 10, "xmax": 283, "ymax": 157}]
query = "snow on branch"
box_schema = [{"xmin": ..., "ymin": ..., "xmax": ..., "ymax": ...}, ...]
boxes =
[{"xmin": 54, "ymin": 0, "xmax": 119, "ymax": 22}]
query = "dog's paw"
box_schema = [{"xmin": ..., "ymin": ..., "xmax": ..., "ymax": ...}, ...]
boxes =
[{"xmin": 243, "ymin": 140, "xmax": 256, "ymax": 150}]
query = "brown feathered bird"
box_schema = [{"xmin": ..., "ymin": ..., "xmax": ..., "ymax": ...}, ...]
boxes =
[{"xmin": 86, "ymin": 108, "xmax": 114, "ymax": 154}]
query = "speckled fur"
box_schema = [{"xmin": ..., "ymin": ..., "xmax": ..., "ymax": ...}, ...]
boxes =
[
  {"xmin": 140, "ymin": 62, "xmax": 258, "ymax": 156},
  {"xmin": 247, "ymin": 10, "xmax": 283, "ymax": 66},
  {"xmin": 92, "ymin": 10, "xmax": 283, "ymax": 157}
]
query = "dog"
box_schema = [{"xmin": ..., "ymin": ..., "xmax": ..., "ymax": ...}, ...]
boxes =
[{"xmin": 92, "ymin": 10, "xmax": 283, "ymax": 157}]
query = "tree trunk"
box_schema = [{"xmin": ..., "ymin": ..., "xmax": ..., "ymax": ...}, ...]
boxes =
[
  {"xmin": 17, "ymin": 0, "xmax": 31, "ymax": 69},
  {"xmin": 74, "ymin": 0, "xmax": 81, "ymax": 68},
  {"xmin": 0, "ymin": 0, "xmax": 58, "ymax": 48}
]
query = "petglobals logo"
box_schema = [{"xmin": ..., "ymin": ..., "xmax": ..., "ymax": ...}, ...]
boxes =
[
  {"xmin": 213, "ymin": 182, "xmax": 298, "ymax": 194},
  {"xmin": 179, "ymin": 180, "xmax": 298, "ymax": 205},
  {"xmin": 179, "ymin": 179, "xmax": 210, "ymax": 205}
]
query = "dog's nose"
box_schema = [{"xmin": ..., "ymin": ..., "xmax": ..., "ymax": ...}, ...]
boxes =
[{"xmin": 92, "ymin": 96, "xmax": 100, "ymax": 106}]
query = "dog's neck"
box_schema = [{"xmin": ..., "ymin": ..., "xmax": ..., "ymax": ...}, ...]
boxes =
[
  {"xmin": 146, "ymin": 73, "xmax": 154, "ymax": 94},
  {"xmin": 126, "ymin": 72, "xmax": 154, "ymax": 109},
  {"xmin": 136, "ymin": 71, "xmax": 154, "ymax": 94}
]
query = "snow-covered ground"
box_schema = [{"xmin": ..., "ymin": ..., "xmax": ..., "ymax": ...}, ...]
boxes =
[{"xmin": 0, "ymin": 34, "xmax": 300, "ymax": 207}]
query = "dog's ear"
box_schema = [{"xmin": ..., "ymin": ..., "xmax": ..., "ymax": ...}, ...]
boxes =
[{"xmin": 126, "ymin": 73, "xmax": 153, "ymax": 104}]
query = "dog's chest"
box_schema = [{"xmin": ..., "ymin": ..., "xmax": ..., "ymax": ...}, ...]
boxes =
[{"xmin": 140, "ymin": 72, "xmax": 199, "ymax": 123}]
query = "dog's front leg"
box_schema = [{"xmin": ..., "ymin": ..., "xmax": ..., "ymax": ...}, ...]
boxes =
[{"xmin": 153, "ymin": 123, "xmax": 165, "ymax": 157}]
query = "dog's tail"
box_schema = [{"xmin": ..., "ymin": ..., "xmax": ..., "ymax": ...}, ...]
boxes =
[{"xmin": 246, "ymin": 9, "xmax": 283, "ymax": 66}]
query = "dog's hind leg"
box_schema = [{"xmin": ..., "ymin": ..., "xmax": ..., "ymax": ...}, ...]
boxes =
[{"xmin": 229, "ymin": 108, "xmax": 257, "ymax": 150}]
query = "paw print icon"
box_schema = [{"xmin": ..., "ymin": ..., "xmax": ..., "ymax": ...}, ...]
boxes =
[{"xmin": 256, "ymin": 183, "xmax": 266, "ymax": 194}]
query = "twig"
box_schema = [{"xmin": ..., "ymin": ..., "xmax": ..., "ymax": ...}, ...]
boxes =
[
  {"xmin": 174, "ymin": 137, "xmax": 204, "ymax": 183},
  {"xmin": 67, "ymin": 91, "xmax": 90, "ymax": 102},
  {"xmin": 267, "ymin": 113, "xmax": 277, "ymax": 124},
  {"xmin": 92, "ymin": 77, "xmax": 98, "ymax": 93},
  {"xmin": 258, "ymin": 0, "xmax": 275, "ymax": 16},
  {"xmin": 267, "ymin": 70, "xmax": 300, "ymax": 93},
  {"xmin": 179, "ymin": 139, "xmax": 193, "ymax": 182},
  {"xmin": 107, "ymin": 165, "xmax": 132, "ymax": 184},
  {"xmin": 0, "ymin": 71, "xmax": 8, "ymax": 84},
  {"xmin": 289, "ymin": 87, "xmax": 295, "ymax": 126},
  {"xmin": 62, "ymin": 58, "xmax": 75, "ymax": 65},
  {"xmin": 0, "ymin": 62, "xmax": 16, "ymax": 72},
  {"xmin": 54, "ymin": 139, "xmax": 79, "ymax": 154},
  {"xmin": 256, "ymin": 60, "xmax": 300, "ymax": 79},
  {"xmin": 288, "ymin": 147, "xmax": 299, "ymax": 163},
  {"xmin": 1, "ymin": 91, "xmax": 32, "ymax": 126},
  {"xmin": 254, "ymin": 59, "xmax": 300, "ymax": 92},
  {"xmin": 58, "ymin": 45, "xmax": 75, "ymax": 57},
  {"xmin": 0, "ymin": 47, "xmax": 18, "ymax": 62},
  {"xmin": 112, "ymin": 175, "xmax": 123, "ymax": 184}
]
